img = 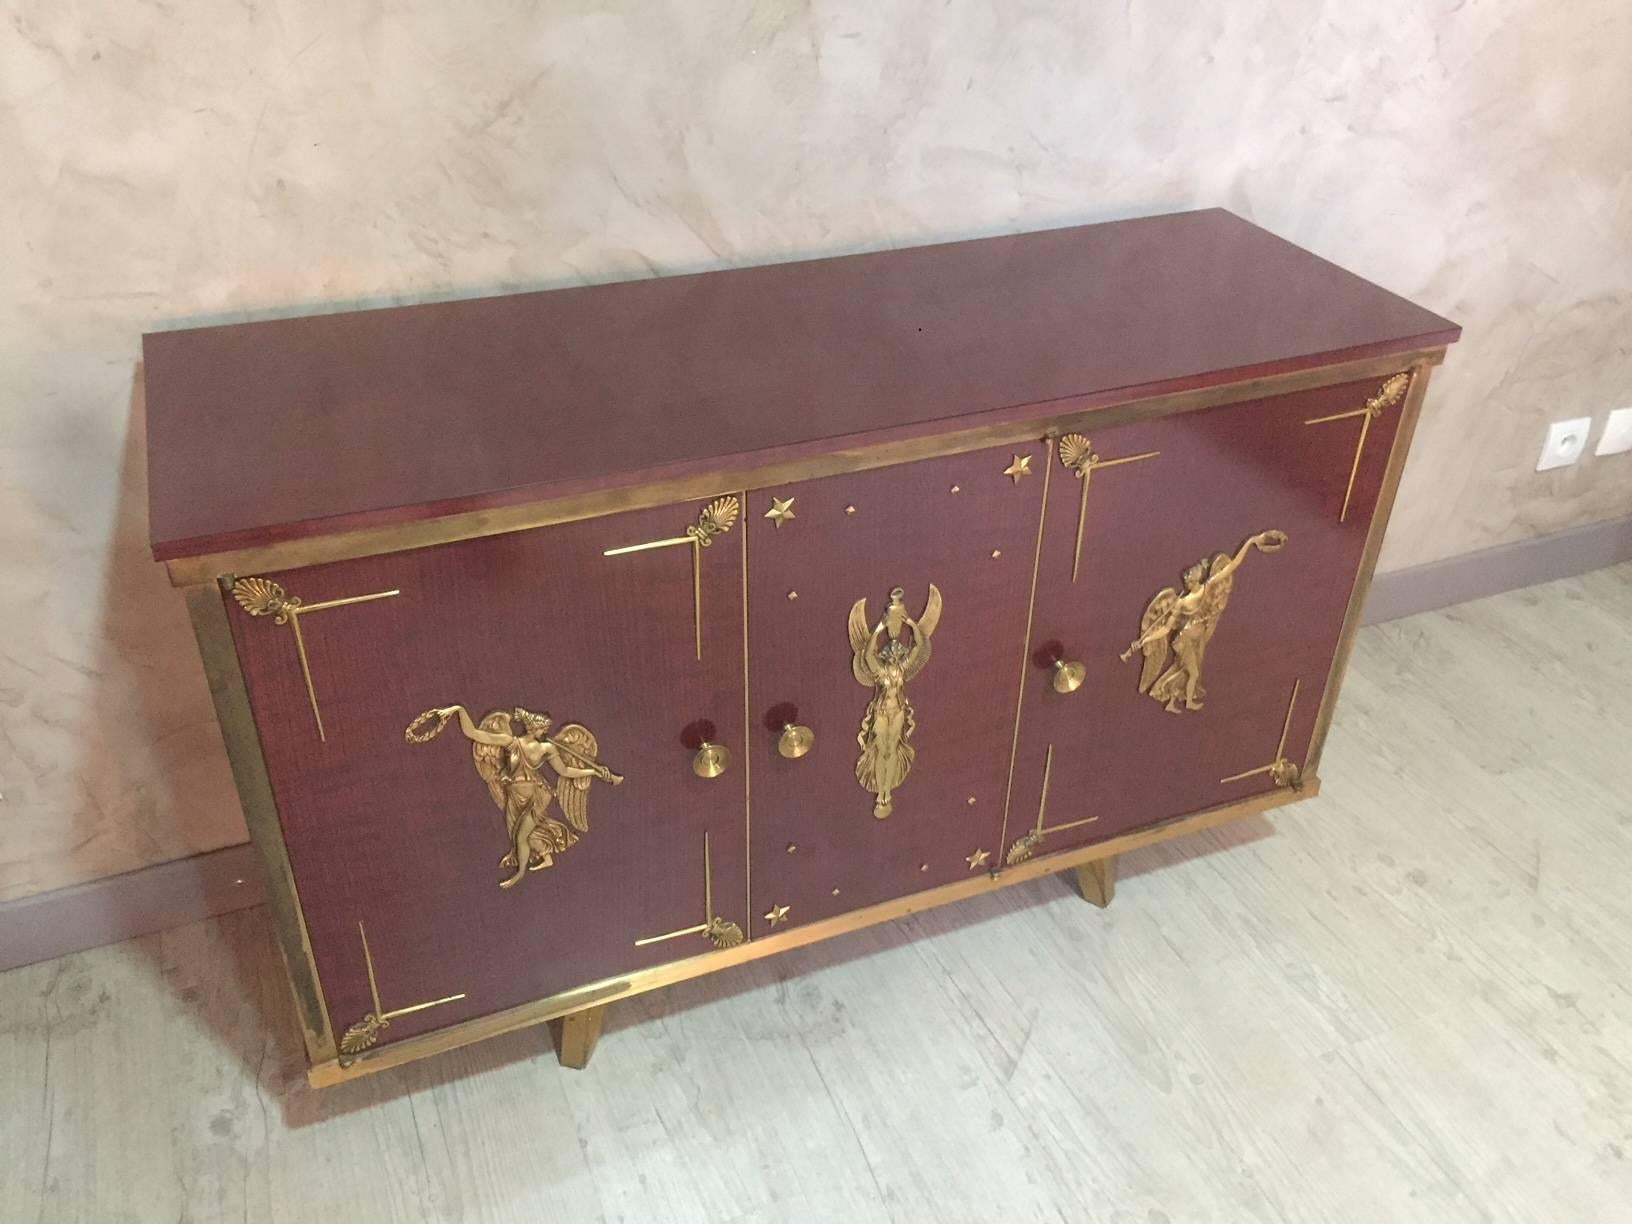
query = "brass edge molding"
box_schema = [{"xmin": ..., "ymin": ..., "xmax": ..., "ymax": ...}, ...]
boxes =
[
  {"xmin": 184, "ymin": 586, "xmax": 338, "ymax": 1064},
  {"xmin": 228, "ymin": 577, "xmax": 400, "ymax": 741},
  {"xmin": 309, "ymin": 778, "xmax": 1319, "ymax": 1087},
  {"xmin": 165, "ymin": 348, "xmax": 1449, "ymax": 588},
  {"xmin": 995, "ymin": 436, "xmax": 1052, "ymax": 867},
  {"xmin": 740, "ymin": 496, "xmax": 753, "ymax": 932},
  {"xmin": 1303, "ymin": 359, "xmax": 1436, "ymax": 778}
]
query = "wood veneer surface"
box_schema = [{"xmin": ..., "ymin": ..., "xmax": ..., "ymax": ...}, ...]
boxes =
[{"xmin": 144, "ymin": 209, "xmax": 1458, "ymax": 561}]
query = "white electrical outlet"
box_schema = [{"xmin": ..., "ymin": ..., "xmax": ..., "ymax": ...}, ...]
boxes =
[
  {"xmin": 1537, "ymin": 416, "xmax": 1593, "ymax": 471},
  {"xmin": 1595, "ymin": 407, "xmax": 1632, "ymax": 457}
]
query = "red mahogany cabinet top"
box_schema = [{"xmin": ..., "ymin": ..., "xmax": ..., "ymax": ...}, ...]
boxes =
[{"xmin": 146, "ymin": 211, "xmax": 1458, "ymax": 1085}]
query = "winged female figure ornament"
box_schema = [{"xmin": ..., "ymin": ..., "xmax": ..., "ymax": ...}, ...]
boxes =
[
  {"xmin": 405, "ymin": 705, "xmax": 623, "ymax": 888},
  {"xmin": 1120, "ymin": 530, "xmax": 1287, "ymax": 714},
  {"xmin": 849, "ymin": 585, "xmax": 942, "ymax": 819}
]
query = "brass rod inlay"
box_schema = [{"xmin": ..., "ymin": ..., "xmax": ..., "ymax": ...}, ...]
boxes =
[
  {"xmin": 692, "ymin": 540, "xmax": 703, "ymax": 660},
  {"xmin": 1303, "ymin": 373, "xmax": 1411, "ymax": 524},
  {"xmin": 339, "ymin": 920, "xmax": 466, "ymax": 1064},
  {"xmin": 359, "ymin": 920, "xmax": 382, "ymax": 1015},
  {"xmin": 634, "ymin": 924, "xmax": 710, "ymax": 947},
  {"xmin": 297, "ymin": 590, "xmax": 401, "ymax": 614},
  {"xmin": 996, "ymin": 439, "xmax": 1053, "ymax": 865},
  {"xmin": 604, "ymin": 496, "xmax": 738, "ymax": 661},
  {"xmin": 1007, "ymin": 742, "xmax": 1100, "ymax": 864},
  {"xmin": 1058, "ymin": 436, "xmax": 1160, "ymax": 582},
  {"xmin": 286, "ymin": 611, "xmax": 325, "ymax": 741},
  {"xmin": 601, "ymin": 535, "xmax": 695, "ymax": 556},
  {"xmin": 634, "ymin": 831, "xmax": 744, "ymax": 949},
  {"xmin": 384, "ymin": 994, "xmax": 468, "ymax": 1020},
  {"xmin": 1220, "ymin": 679, "xmax": 1303, "ymax": 787},
  {"xmin": 230, "ymin": 577, "xmax": 401, "ymax": 742}
]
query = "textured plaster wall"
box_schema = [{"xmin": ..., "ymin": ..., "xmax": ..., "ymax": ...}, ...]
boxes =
[{"xmin": 2, "ymin": 1, "xmax": 1629, "ymax": 900}]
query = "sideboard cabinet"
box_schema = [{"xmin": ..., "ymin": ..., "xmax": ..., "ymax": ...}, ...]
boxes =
[{"xmin": 145, "ymin": 209, "xmax": 1459, "ymax": 1084}]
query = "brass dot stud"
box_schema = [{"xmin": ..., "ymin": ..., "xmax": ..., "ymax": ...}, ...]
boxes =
[
  {"xmin": 845, "ymin": 505, "xmax": 857, "ymax": 515},
  {"xmin": 831, "ymin": 888, "xmax": 841, "ymax": 896},
  {"xmin": 966, "ymin": 796, "xmax": 977, "ymax": 806},
  {"xmin": 919, "ymin": 863, "xmax": 930, "ymax": 873},
  {"xmin": 949, "ymin": 485, "xmax": 961, "ymax": 494},
  {"xmin": 991, "ymin": 550, "xmax": 1002, "ymax": 559},
  {"xmin": 787, "ymin": 590, "xmax": 798, "ymax": 600},
  {"xmin": 786, "ymin": 843, "xmax": 798, "ymax": 854}
]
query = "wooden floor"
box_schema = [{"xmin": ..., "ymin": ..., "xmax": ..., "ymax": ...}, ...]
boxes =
[{"xmin": 6, "ymin": 565, "xmax": 1632, "ymax": 1223}]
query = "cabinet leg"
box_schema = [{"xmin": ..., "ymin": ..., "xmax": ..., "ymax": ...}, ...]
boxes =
[
  {"xmin": 552, "ymin": 1004, "xmax": 608, "ymax": 1070},
  {"xmin": 1073, "ymin": 856, "xmax": 1117, "ymax": 908}
]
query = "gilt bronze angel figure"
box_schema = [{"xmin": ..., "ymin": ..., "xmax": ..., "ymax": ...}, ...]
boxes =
[
  {"xmin": 1120, "ymin": 530, "xmax": 1287, "ymax": 714},
  {"xmin": 849, "ymin": 585, "xmax": 942, "ymax": 819},
  {"xmin": 405, "ymin": 705, "xmax": 623, "ymax": 888}
]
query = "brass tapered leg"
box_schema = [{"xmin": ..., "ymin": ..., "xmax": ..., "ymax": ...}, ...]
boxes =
[
  {"xmin": 1073, "ymin": 857, "xmax": 1117, "ymax": 908},
  {"xmin": 552, "ymin": 1004, "xmax": 608, "ymax": 1070}
]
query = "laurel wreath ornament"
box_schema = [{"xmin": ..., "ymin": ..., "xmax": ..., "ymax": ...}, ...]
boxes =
[{"xmin": 404, "ymin": 708, "xmax": 456, "ymax": 743}]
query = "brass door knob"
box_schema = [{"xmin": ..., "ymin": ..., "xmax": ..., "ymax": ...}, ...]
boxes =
[
  {"xmin": 692, "ymin": 741, "xmax": 731, "ymax": 779},
  {"xmin": 778, "ymin": 723, "xmax": 815, "ymax": 759},
  {"xmin": 1052, "ymin": 658, "xmax": 1087, "ymax": 694}
]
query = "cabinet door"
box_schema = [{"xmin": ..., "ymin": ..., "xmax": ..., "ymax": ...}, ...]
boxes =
[
  {"xmin": 743, "ymin": 444, "xmax": 1044, "ymax": 933},
  {"xmin": 226, "ymin": 496, "xmax": 749, "ymax": 1060},
  {"xmin": 1003, "ymin": 372, "xmax": 1413, "ymax": 866}
]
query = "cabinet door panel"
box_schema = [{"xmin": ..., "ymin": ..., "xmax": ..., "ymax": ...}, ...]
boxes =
[
  {"xmin": 744, "ymin": 445, "xmax": 1042, "ymax": 931},
  {"xmin": 227, "ymin": 497, "xmax": 748, "ymax": 1055},
  {"xmin": 1004, "ymin": 373, "xmax": 1409, "ymax": 865}
]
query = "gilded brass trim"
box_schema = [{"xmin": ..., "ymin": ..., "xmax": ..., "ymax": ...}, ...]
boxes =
[
  {"xmin": 309, "ymin": 779, "xmax": 1318, "ymax": 1086},
  {"xmin": 995, "ymin": 436, "xmax": 1053, "ymax": 868},
  {"xmin": 164, "ymin": 348, "xmax": 1448, "ymax": 589},
  {"xmin": 185, "ymin": 586, "xmax": 337, "ymax": 1065},
  {"xmin": 1220, "ymin": 679, "xmax": 1303, "ymax": 789},
  {"xmin": 1303, "ymin": 360, "xmax": 1436, "ymax": 778},
  {"xmin": 849, "ymin": 585, "xmax": 943, "ymax": 819},
  {"xmin": 1056, "ymin": 435, "xmax": 1161, "ymax": 582},
  {"xmin": 1005, "ymin": 743, "xmax": 1101, "ymax": 865},
  {"xmin": 1303, "ymin": 372, "xmax": 1412, "ymax": 523},
  {"xmin": 740, "ymin": 499, "xmax": 753, "ymax": 933},
  {"xmin": 405, "ymin": 705, "xmax": 624, "ymax": 888},
  {"xmin": 337, "ymin": 920, "xmax": 467, "ymax": 1066},
  {"xmin": 604, "ymin": 495, "xmax": 740, "ymax": 660},
  {"xmin": 1121, "ymin": 530, "xmax": 1288, "ymax": 714},
  {"xmin": 228, "ymin": 576, "xmax": 400, "ymax": 741},
  {"xmin": 633, "ymin": 832, "xmax": 745, "ymax": 950}
]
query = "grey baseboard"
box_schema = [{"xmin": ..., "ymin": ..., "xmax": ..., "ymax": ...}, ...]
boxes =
[
  {"xmin": 0, "ymin": 843, "xmax": 265, "ymax": 973},
  {"xmin": 1363, "ymin": 513, "xmax": 1632, "ymax": 625},
  {"xmin": 4, "ymin": 514, "xmax": 1628, "ymax": 973}
]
